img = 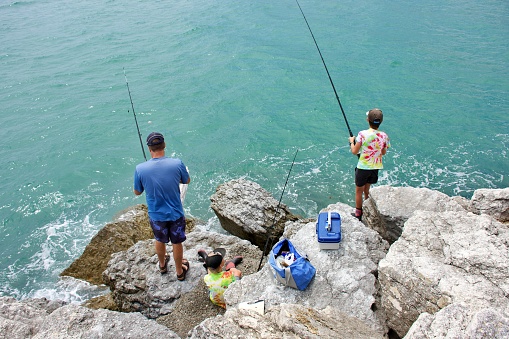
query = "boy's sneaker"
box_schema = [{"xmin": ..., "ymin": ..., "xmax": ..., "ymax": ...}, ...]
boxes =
[
  {"xmin": 197, "ymin": 249, "xmax": 208, "ymax": 262},
  {"xmin": 352, "ymin": 208, "xmax": 362, "ymax": 221}
]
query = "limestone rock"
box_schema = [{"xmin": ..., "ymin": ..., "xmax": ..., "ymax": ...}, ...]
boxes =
[
  {"xmin": 32, "ymin": 304, "xmax": 178, "ymax": 338},
  {"xmin": 8, "ymin": 185, "xmax": 509, "ymax": 338},
  {"xmin": 210, "ymin": 179, "xmax": 299, "ymax": 251},
  {"xmin": 282, "ymin": 218, "xmax": 315, "ymax": 240},
  {"xmin": 0, "ymin": 297, "xmax": 66, "ymax": 339},
  {"xmin": 470, "ymin": 187, "xmax": 509, "ymax": 222},
  {"xmin": 362, "ymin": 186, "xmax": 465, "ymax": 243},
  {"xmin": 224, "ymin": 202, "xmax": 390, "ymax": 334},
  {"xmin": 82, "ymin": 293, "xmax": 119, "ymax": 311},
  {"xmin": 405, "ymin": 303, "xmax": 509, "ymax": 339},
  {"xmin": 379, "ymin": 210, "xmax": 509, "ymax": 337},
  {"xmin": 190, "ymin": 303, "xmax": 384, "ymax": 338},
  {"xmin": 60, "ymin": 204, "xmax": 154, "ymax": 285},
  {"xmin": 102, "ymin": 230, "xmax": 262, "ymax": 319},
  {"xmin": 1, "ymin": 297, "xmax": 177, "ymax": 339}
]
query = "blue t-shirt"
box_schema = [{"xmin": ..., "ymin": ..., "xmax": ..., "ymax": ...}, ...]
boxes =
[{"xmin": 134, "ymin": 157, "xmax": 190, "ymax": 221}]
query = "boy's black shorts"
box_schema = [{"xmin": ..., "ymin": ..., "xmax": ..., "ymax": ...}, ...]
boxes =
[{"xmin": 355, "ymin": 168, "xmax": 379, "ymax": 187}]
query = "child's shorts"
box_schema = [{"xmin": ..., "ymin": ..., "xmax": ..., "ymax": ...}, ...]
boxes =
[{"xmin": 355, "ymin": 168, "xmax": 379, "ymax": 187}]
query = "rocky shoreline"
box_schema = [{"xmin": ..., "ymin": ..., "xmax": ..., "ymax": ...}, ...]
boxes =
[{"xmin": 1, "ymin": 180, "xmax": 508, "ymax": 338}]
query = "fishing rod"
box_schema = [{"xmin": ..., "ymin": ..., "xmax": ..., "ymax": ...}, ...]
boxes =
[
  {"xmin": 295, "ymin": 0, "xmax": 354, "ymax": 139},
  {"xmin": 257, "ymin": 149, "xmax": 299, "ymax": 271},
  {"xmin": 123, "ymin": 68, "xmax": 147, "ymax": 161}
]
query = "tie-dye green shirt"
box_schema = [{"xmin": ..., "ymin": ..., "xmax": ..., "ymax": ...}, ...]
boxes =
[
  {"xmin": 204, "ymin": 271, "xmax": 238, "ymax": 308},
  {"xmin": 355, "ymin": 128, "xmax": 390, "ymax": 170}
]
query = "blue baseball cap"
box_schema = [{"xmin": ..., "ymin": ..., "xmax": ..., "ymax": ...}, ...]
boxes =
[{"xmin": 146, "ymin": 132, "xmax": 164, "ymax": 146}]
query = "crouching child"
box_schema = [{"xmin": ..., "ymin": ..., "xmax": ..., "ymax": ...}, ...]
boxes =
[{"xmin": 199, "ymin": 248, "xmax": 243, "ymax": 309}]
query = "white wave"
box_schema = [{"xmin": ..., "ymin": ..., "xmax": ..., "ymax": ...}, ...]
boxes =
[
  {"xmin": 1, "ymin": 210, "xmax": 105, "ymax": 299},
  {"xmin": 30, "ymin": 276, "xmax": 109, "ymax": 304}
]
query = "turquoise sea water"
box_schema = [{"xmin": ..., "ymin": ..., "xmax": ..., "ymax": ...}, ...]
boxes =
[{"xmin": 1, "ymin": 0, "xmax": 508, "ymax": 302}]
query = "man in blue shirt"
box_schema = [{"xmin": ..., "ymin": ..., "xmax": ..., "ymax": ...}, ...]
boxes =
[{"xmin": 134, "ymin": 132, "xmax": 191, "ymax": 280}]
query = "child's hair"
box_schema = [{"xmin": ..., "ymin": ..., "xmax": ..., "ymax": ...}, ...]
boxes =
[
  {"xmin": 207, "ymin": 265, "xmax": 223, "ymax": 274},
  {"xmin": 148, "ymin": 142, "xmax": 166, "ymax": 152}
]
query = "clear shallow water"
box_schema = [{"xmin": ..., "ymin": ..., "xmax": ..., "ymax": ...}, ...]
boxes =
[{"xmin": 1, "ymin": 0, "xmax": 507, "ymax": 302}]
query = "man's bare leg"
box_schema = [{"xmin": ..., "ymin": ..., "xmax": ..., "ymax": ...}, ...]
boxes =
[
  {"xmin": 172, "ymin": 242, "xmax": 184, "ymax": 276},
  {"xmin": 155, "ymin": 240, "xmax": 167, "ymax": 268}
]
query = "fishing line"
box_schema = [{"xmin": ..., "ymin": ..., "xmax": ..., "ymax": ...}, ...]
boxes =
[
  {"xmin": 123, "ymin": 68, "xmax": 147, "ymax": 161},
  {"xmin": 295, "ymin": 0, "xmax": 354, "ymax": 139},
  {"xmin": 257, "ymin": 149, "xmax": 299, "ymax": 271}
]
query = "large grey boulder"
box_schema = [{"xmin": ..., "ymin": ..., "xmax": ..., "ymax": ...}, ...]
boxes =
[
  {"xmin": 60, "ymin": 204, "xmax": 199, "ymax": 286},
  {"xmin": 190, "ymin": 303, "xmax": 384, "ymax": 339},
  {"xmin": 470, "ymin": 187, "xmax": 509, "ymax": 222},
  {"xmin": 102, "ymin": 230, "xmax": 261, "ymax": 319},
  {"xmin": 0, "ymin": 297, "xmax": 177, "ymax": 339},
  {"xmin": 363, "ymin": 186, "xmax": 466, "ymax": 243},
  {"xmin": 379, "ymin": 210, "xmax": 509, "ymax": 337},
  {"xmin": 60, "ymin": 204, "xmax": 154, "ymax": 285},
  {"xmin": 224, "ymin": 202, "xmax": 390, "ymax": 335},
  {"xmin": 404, "ymin": 303, "xmax": 509, "ymax": 339},
  {"xmin": 32, "ymin": 304, "xmax": 178, "ymax": 338},
  {"xmin": 0, "ymin": 297, "xmax": 66, "ymax": 339},
  {"xmin": 210, "ymin": 179, "xmax": 299, "ymax": 250}
]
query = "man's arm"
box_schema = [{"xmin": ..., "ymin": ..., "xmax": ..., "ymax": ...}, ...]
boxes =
[
  {"xmin": 133, "ymin": 169, "xmax": 144, "ymax": 195},
  {"xmin": 181, "ymin": 165, "xmax": 191, "ymax": 184}
]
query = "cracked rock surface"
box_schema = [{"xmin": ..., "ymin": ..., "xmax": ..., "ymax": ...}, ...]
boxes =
[
  {"xmin": 225, "ymin": 202, "xmax": 390, "ymax": 334},
  {"xmin": 379, "ymin": 210, "xmax": 509, "ymax": 337}
]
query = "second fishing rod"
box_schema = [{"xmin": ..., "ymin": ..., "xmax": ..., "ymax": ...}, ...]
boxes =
[
  {"xmin": 257, "ymin": 149, "xmax": 299, "ymax": 271},
  {"xmin": 295, "ymin": 0, "xmax": 356, "ymax": 144}
]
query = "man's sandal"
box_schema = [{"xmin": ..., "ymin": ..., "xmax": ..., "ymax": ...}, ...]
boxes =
[
  {"xmin": 177, "ymin": 259, "xmax": 190, "ymax": 281},
  {"xmin": 159, "ymin": 255, "xmax": 170, "ymax": 274}
]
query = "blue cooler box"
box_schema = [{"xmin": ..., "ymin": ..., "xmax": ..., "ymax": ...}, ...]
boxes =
[{"xmin": 316, "ymin": 211, "xmax": 341, "ymax": 250}]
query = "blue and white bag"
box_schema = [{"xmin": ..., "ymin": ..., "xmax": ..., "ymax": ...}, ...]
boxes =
[{"xmin": 268, "ymin": 238, "xmax": 316, "ymax": 290}]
